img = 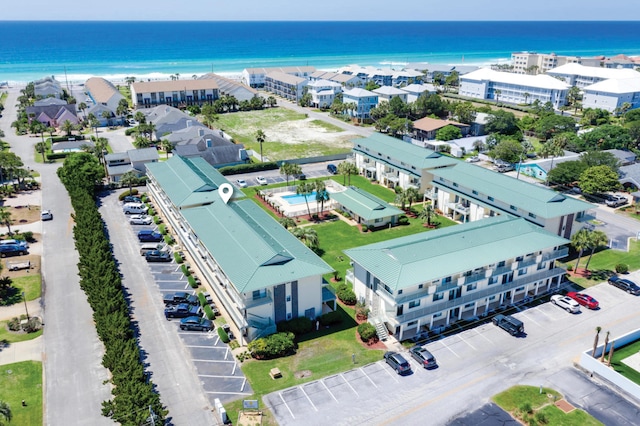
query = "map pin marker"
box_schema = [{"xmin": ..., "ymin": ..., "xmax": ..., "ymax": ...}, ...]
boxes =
[{"xmin": 218, "ymin": 183, "xmax": 233, "ymax": 204}]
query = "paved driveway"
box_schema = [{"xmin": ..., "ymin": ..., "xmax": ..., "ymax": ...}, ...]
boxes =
[{"xmin": 265, "ymin": 280, "xmax": 640, "ymax": 425}]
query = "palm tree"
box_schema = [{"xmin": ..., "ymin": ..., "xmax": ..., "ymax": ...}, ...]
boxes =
[
  {"xmin": 292, "ymin": 226, "xmax": 319, "ymax": 250},
  {"xmin": 255, "ymin": 129, "xmax": 266, "ymax": 162},
  {"xmin": 494, "ymin": 89, "xmax": 502, "ymax": 105},
  {"xmin": 267, "ymin": 96, "xmax": 277, "ymax": 108},
  {"xmin": 296, "ymin": 181, "xmax": 315, "ymax": 219},
  {"xmin": 394, "ymin": 188, "xmax": 408, "ymax": 211},
  {"xmin": 279, "ymin": 217, "xmax": 296, "ymax": 230},
  {"xmin": 607, "ymin": 340, "xmax": 615, "ymax": 366},
  {"xmin": 125, "ymin": 76, "xmax": 136, "ymax": 86},
  {"xmin": 592, "ymin": 326, "xmax": 602, "ymax": 357},
  {"xmin": 523, "ymin": 92, "xmax": 530, "ymax": 104},
  {"xmin": 337, "ymin": 162, "xmax": 358, "ymax": 186},
  {"xmin": 0, "ymin": 400, "xmax": 12, "ymax": 425},
  {"xmin": 404, "ymin": 187, "xmax": 419, "ymax": 209},
  {"xmin": 36, "ymin": 141, "xmax": 47, "ymax": 162},
  {"xmin": 101, "ymin": 110, "xmax": 112, "ymax": 127},
  {"xmin": 88, "ymin": 114, "xmax": 100, "ymax": 139},
  {"xmin": 314, "ymin": 180, "xmax": 330, "ymax": 214},
  {"xmin": 418, "ymin": 202, "xmax": 435, "ymax": 226},
  {"xmin": 61, "ymin": 119, "xmax": 74, "ymax": 136},
  {"xmin": 584, "ymin": 230, "xmax": 608, "ymax": 272},
  {"xmin": 0, "ymin": 207, "xmax": 13, "ymax": 235},
  {"xmin": 120, "ymin": 171, "xmax": 138, "ymax": 194},
  {"xmin": 600, "ymin": 331, "xmax": 610, "ymax": 362},
  {"xmin": 571, "ymin": 229, "xmax": 590, "ymax": 273},
  {"xmin": 160, "ymin": 139, "xmax": 173, "ymax": 159},
  {"xmin": 134, "ymin": 111, "xmax": 146, "ymax": 124}
]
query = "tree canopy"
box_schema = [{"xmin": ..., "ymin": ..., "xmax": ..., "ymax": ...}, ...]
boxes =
[
  {"xmin": 489, "ymin": 139, "xmax": 524, "ymax": 164},
  {"xmin": 579, "ymin": 165, "xmax": 621, "ymax": 195},
  {"xmin": 534, "ymin": 114, "xmax": 576, "ymax": 140},
  {"xmin": 436, "ymin": 125, "xmax": 462, "ymax": 141},
  {"xmin": 484, "ymin": 109, "xmax": 519, "ymax": 135},
  {"xmin": 546, "ymin": 161, "xmax": 588, "ymax": 185}
]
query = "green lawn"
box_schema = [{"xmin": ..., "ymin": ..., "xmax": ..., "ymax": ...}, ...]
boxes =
[
  {"xmin": 225, "ymin": 305, "xmax": 383, "ymax": 425},
  {"xmin": 1, "ymin": 275, "xmax": 42, "ymax": 306},
  {"xmin": 608, "ymin": 338, "xmax": 640, "ymax": 386},
  {"xmin": 493, "ymin": 385, "xmax": 601, "ymax": 426},
  {"xmin": 0, "ymin": 361, "xmax": 43, "ymax": 426},
  {"xmin": 559, "ymin": 240, "xmax": 640, "ymax": 288},
  {"xmin": 329, "ymin": 175, "xmax": 398, "ymax": 203}
]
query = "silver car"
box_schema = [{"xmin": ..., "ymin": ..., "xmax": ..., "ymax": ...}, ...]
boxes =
[{"xmin": 129, "ymin": 214, "xmax": 153, "ymax": 225}]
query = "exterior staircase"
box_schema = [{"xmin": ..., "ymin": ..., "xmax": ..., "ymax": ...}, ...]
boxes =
[
  {"xmin": 369, "ymin": 294, "xmax": 388, "ymax": 341},
  {"xmin": 374, "ymin": 321, "xmax": 389, "ymax": 341}
]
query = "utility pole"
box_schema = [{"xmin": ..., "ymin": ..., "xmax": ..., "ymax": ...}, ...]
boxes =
[{"xmin": 22, "ymin": 291, "xmax": 29, "ymax": 320}]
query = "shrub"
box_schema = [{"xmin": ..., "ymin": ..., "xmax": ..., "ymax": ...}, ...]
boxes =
[
  {"xmin": 164, "ymin": 235, "xmax": 175, "ymax": 245},
  {"xmin": 361, "ymin": 224, "xmax": 368, "ymax": 232},
  {"xmin": 398, "ymin": 215, "xmax": 409, "ymax": 225},
  {"xmin": 203, "ymin": 304, "xmax": 215, "ymax": 320},
  {"xmin": 20, "ymin": 231, "xmax": 34, "ymax": 242},
  {"xmin": 218, "ymin": 326, "xmax": 230, "ymax": 343},
  {"xmin": 187, "ymin": 275, "xmax": 197, "ymax": 288},
  {"xmin": 277, "ymin": 317, "xmax": 313, "ymax": 335},
  {"xmin": 337, "ymin": 286, "xmax": 357, "ymax": 305},
  {"xmin": 124, "ymin": 128, "xmax": 137, "ymax": 136},
  {"xmin": 7, "ymin": 317, "xmax": 21, "ymax": 331},
  {"xmin": 158, "ymin": 224, "xmax": 167, "ymax": 235},
  {"xmin": 357, "ymin": 322, "xmax": 377, "ymax": 342},
  {"xmin": 173, "ymin": 252, "xmax": 184, "ymax": 264},
  {"xmin": 23, "ymin": 317, "xmax": 42, "ymax": 333},
  {"xmin": 519, "ymin": 402, "xmax": 533, "ymax": 415},
  {"xmin": 118, "ymin": 189, "xmax": 139, "ymax": 200},
  {"xmin": 153, "ymin": 216, "xmax": 162, "ymax": 225},
  {"xmin": 147, "ymin": 207, "xmax": 156, "ymax": 216},
  {"xmin": 197, "ymin": 292, "xmax": 207, "ymax": 306},
  {"xmin": 319, "ymin": 311, "xmax": 342, "ymax": 326},
  {"xmin": 615, "ymin": 263, "xmax": 629, "ymax": 274},
  {"xmin": 355, "ymin": 302, "xmax": 370, "ymax": 321},
  {"xmin": 534, "ymin": 412, "xmax": 548, "ymax": 424},
  {"xmin": 247, "ymin": 332, "xmax": 296, "ymax": 359},
  {"xmin": 218, "ymin": 162, "xmax": 279, "ymax": 176},
  {"xmin": 180, "ymin": 264, "xmax": 191, "ymax": 277},
  {"xmin": 566, "ymin": 264, "xmax": 574, "ymax": 271}
]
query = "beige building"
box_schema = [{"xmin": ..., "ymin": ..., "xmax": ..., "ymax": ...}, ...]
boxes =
[
  {"xmin": 511, "ymin": 52, "xmax": 601, "ymax": 75},
  {"xmin": 264, "ymin": 71, "xmax": 308, "ymax": 101},
  {"xmin": 131, "ymin": 79, "xmax": 219, "ymax": 109}
]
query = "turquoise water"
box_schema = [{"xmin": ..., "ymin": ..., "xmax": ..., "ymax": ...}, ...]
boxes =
[
  {"xmin": 282, "ymin": 192, "xmax": 318, "ymax": 205},
  {"xmin": 1, "ymin": 21, "xmax": 640, "ymax": 84}
]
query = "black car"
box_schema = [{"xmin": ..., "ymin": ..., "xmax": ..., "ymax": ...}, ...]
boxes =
[
  {"xmin": 180, "ymin": 316, "xmax": 214, "ymax": 331},
  {"xmin": 163, "ymin": 292, "xmax": 199, "ymax": 306},
  {"xmin": 145, "ymin": 250, "xmax": 172, "ymax": 262},
  {"xmin": 409, "ymin": 346, "xmax": 438, "ymax": 369},
  {"xmin": 327, "ymin": 164, "xmax": 338, "ymax": 174},
  {"xmin": 138, "ymin": 230, "xmax": 163, "ymax": 242},
  {"xmin": 164, "ymin": 303, "xmax": 200, "ymax": 319},
  {"xmin": 608, "ymin": 276, "xmax": 640, "ymax": 295},
  {"xmin": 383, "ymin": 351, "xmax": 412, "ymax": 375},
  {"xmin": 296, "ymin": 173, "xmax": 306, "ymax": 181}
]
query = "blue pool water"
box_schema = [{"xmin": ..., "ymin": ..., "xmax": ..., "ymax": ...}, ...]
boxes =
[{"xmin": 281, "ymin": 192, "xmax": 317, "ymax": 205}]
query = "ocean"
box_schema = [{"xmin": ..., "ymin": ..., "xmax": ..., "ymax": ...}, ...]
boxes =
[{"xmin": 1, "ymin": 21, "xmax": 639, "ymax": 85}]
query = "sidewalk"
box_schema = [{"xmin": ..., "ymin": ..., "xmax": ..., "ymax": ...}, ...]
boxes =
[
  {"xmin": 0, "ymin": 335, "xmax": 43, "ymax": 365},
  {"xmin": 0, "ymin": 298, "xmax": 43, "ymax": 321}
]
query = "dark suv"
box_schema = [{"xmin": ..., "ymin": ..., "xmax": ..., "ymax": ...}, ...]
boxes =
[
  {"xmin": 608, "ymin": 276, "xmax": 640, "ymax": 295},
  {"xmin": 383, "ymin": 351, "xmax": 412, "ymax": 375},
  {"xmin": 327, "ymin": 164, "xmax": 338, "ymax": 174},
  {"xmin": 138, "ymin": 230, "xmax": 163, "ymax": 242},
  {"xmin": 0, "ymin": 244, "xmax": 28, "ymax": 258},
  {"xmin": 163, "ymin": 292, "xmax": 199, "ymax": 306}
]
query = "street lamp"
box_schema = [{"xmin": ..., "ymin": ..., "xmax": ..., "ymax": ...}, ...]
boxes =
[{"xmin": 22, "ymin": 291, "xmax": 29, "ymax": 320}]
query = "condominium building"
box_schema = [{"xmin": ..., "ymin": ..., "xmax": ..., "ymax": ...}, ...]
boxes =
[
  {"xmin": 546, "ymin": 63, "xmax": 640, "ymax": 88},
  {"xmin": 145, "ymin": 156, "xmax": 334, "ymax": 343},
  {"xmin": 131, "ymin": 79, "xmax": 220, "ymax": 109},
  {"xmin": 345, "ymin": 215, "xmax": 569, "ymax": 341},
  {"xmin": 511, "ymin": 52, "xmax": 600, "ymax": 75},
  {"xmin": 241, "ymin": 66, "xmax": 316, "ymax": 88},
  {"xmin": 307, "ymin": 79, "xmax": 343, "ymax": 108},
  {"xmin": 459, "ymin": 68, "xmax": 570, "ymax": 108},
  {"xmin": 582, "ymin": 77, "xmax": 640, "ymax": 113},
  {"xmin": 264, "ymin": 71, "xmax": 308, "ymax": 102},
  {"xmin": 342, "ymin": 88, "xmax": 379, "ymax": 120}
]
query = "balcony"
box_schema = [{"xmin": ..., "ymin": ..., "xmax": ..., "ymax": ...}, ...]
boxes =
[
  {"xmin": 243, "ymin": 293, "xmax": 273, "ymax": 309},
  {"xmin": 542, "ymin": 247, "xmax": 569, "ymax": 262}
]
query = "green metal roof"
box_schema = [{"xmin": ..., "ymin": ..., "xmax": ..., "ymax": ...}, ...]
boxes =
[
  {"xmin": 353, "ymin": 133, "xmax": 457, "ymax": 171},
  {"xmin": 181, "ymin": 198, "xmax": 333, "ymax": 293},
  {"xmin": 431, "ymin": 162, "xmax": 594, "ymax": 218},
  {"xmin": 344, "ymin": 216, "xmax": 569, "ymax": 291},
  {"xmin": 330, "ymin": 187, "xmax": 403, "ymax": 221},
  {"xmin": 146, "ymin": 156, "xmax": 243, "ymax": 208}
]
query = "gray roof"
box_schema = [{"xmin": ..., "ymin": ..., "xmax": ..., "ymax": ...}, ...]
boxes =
[
  {"xmin": 198, "ymin": 73, "xmax": 258, "ymax": 102},
  {"xmin": 128, "ymin": 147, "xmax": 159, "ymax": 163},
  {"xmin": 619, "ymin": 163, "xmax": 640, "ymax": 187},
  {"xmin": 34, "ymin": 98, "xmax": 67, "ymax": 106},
  {"xmin": 173, "ymin": 144, "xmax": 248, "ymax": 167},
  {"xmin": 345, "ymin": 216, "xmax": 568, "ymax": 290},
  {"xmin": 603, "ymin": 149, "xmax": 637, "ymax": 164}
]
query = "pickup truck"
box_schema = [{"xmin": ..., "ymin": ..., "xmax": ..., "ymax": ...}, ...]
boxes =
[
  {"xmin": 163, "ymin": 292, "xmax": 199, "ymax": 306},
  {"xmin": 164, "ymin": 303, "xmax": 200, "ymax": 319},
  {"xmin": 492, "ymin": 314, "xmax": 524, "ymax": 336}
]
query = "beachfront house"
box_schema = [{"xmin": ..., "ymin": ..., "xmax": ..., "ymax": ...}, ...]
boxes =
[
  {"xmin": 33, "ymin": 76, "xmax": 64, "ymax": 99},
  {"xmin": 26, "ymin": 102, "xmax": 79, "ymax": 128},
  {"xmin": 581, "ymin": 77, "xmax": 640, "ymax": 113},
  {"xmin": 308, "ymin": 71, "xmax": 361, "ymax": 88},
  {"xmin": 241, "ymin": 66, "xmax": 316, "ymax": 88},
  {"xmin": 264, "ymin": 71, "xmax": 308, "ymax": 102},
  {"xmin": 145, "ymin": 156, "xmax": 334, "ymax": 343},
  {"xmin": 546, "ymin": 63, "xmax": 640, "ymax": 88},
  {"xmin": 342, "ymin": 88, "xmax": 378, "ymax": 121},
  {"xmin": 391, "ymin": 69, "xmax": 423, "ymax": 87},
  {"xmin": 131, "ymin": 79, "xmax": 220, "ymax": 109},
  {"xmin": 459, "ymin": 68, "xmax": 570, "ymax": 109},
  {"xmin": 197, "ymin": 73, "xmax": 259, "ymax": 102},
  {"xmin": 307, "ymin": 79, "xmax": 343, "ymax": 108},
  {"xmin": 84, "ymin": 77, "xmax": 126, "ymax": 111},
  {"xmin": 344, "ymin": 215, "xmax": 570, "ymax": 341}
]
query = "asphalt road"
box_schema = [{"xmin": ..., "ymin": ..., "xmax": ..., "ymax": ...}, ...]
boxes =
[{"xmin": 265, "ymin": 279, "xmax": 640, "ymax": 425}]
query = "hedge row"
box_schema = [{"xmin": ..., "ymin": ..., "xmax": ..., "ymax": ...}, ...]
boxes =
[
  {"xmin": 57, "ymin": 153, "xmax": 166, "ymax": 425},
  {"xmin": 218, "ymin": 162, "xmax": 279, "ymax": 176}
]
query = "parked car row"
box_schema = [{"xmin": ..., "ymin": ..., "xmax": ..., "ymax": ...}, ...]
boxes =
[{"xmin": 383, "ymin": 346, "xmax": 438, "ymax": 375}]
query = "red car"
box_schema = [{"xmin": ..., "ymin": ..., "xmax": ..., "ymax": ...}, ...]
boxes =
[{"xmin": 566, "ymin": 292, "xmax": 599, "ymax": 309}]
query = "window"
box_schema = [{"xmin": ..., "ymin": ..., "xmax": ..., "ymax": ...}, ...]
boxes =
[
  {"xmin": 443, "ymin": 276, "xmax": 452, "ymax": 284},
  {"xmin": 518, "ymin": 268, "xmax": 527, "ymax": 276},
  {"xmin": 287, "ymin": 313, "xmax": 292, "ymax": 320},
  {"xmin": 466, "ymin": 283, "xmax": 477, "ymax": 292},
  {"xmin": 498, "ymin": 261, "xmax": 506, "ymax": 267},
  {"xmin": 488, "ymin": 276, "xmax": 499, "ymax": 285},
  {"xmin": 488, "ymin": 196, "xmax": 494, "ymax": 201},
  {"xmin": 510, "ymin": 205, "xmax": 517, "ymax": 211},
  {"xmin": 407, "ymin": 320, "xmax": 418, "ymax": 327},
  {"xmin": 286, "ymin": 295, "xmax": 291, "ymax": 302},
  {"xmin": 489, "ymin": 295, "xmax": 496, "ymax": 301},
  {"xmin": 453, "ymin": 182, "xmax": 458, "ymax": 187},
  {"xmin": 464, "ymin": 303, "xmax": 474, "ymax": 309},
  {"xmin": 418, "ymin": 284, "xmax": 423, "ymax": 289},
  {"xmin": 409, "ymin": 300, "xmax": 421, "ymax": 309},
  {"xmin": 528, "ymin": 212, "xmax": 537, "ymax": 219},
  {"xmin": 252, "ymin": 289, "xmax": 267, "ymax": 300},
  {"xmin": 433, "ymin": 312, "xmax": 442, "ymax": 318},
  {"xmin": 537, "ymin": 262, "xmax": 547, "ymax": 270},
  {"xmin": 398, "ymin": 290, "xmax": 403, "ymax": 295},
  {"xmin": 516, "ymin": 256, "xmax": 523, "ymax": 261},
  {"xmin": 516, "ymin": 286, "xmax": 525, "ymax": 292},
  {"xmin": 433, "ymin": 292, "xmax": 444, "ymax": 301}
]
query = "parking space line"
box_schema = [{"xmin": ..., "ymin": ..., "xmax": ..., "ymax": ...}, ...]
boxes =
[
  {"xmin": 533, "ymin": 306, "xmax": 555, "ymax": 320},
  {"xmin": 191, "ymin": 358, "xmax": 237, "ymax": 363},
  {"xmin": 458, "ymin": 334, "xmax": 476, "ymax": 351},
  {"xmin": 380, "ymin": 365, "xmax": 399, "ymax": 383},
  {"xmin": 231, "ymin": 362, "xmax": 237, "ymax": 375},
  {"xmin": 206, "ymin": 390, "xmax": 253, "ymax": 396},
  {"xmin": 299, "ymin": 386, "xmax": 318, "ymax": 412},
  {"xmin": 338, "ymin": 374, "xmax": 359, "ymax": 396},
  {"xmin": 225, "ymin": 347, "xmax": 230, "ymax": 360},
  {"xmin": 184, "ymin": 345, "xmax": 224, "ymax": 349},
  {"xmin": 319, "ymin": 380, "xmax": 339, "ymax": 402},
  {"xmin": 439, "ymin": 339, "xmax": 461, "ymax": 358},
  {"xmin": 198, "ymin": 374, "xmax": 246, "ymax": 379},
  {"xmin": 474, "ymin": 328, "xmax": 493, "ymax": 343},
  {"xmin": 278, "ymin": 393, "xmax": 295, "ymax": 419},
  {"xmin": 240, "ymin": 378, "xmax": 247, "ymax": 392},
  {"xmin": 360, "ymin": 367, "xmax": 380, "ymax": 387},
  {"xmin": 517, "ymin": 311, "xmax": 542, "ymax": 327}
]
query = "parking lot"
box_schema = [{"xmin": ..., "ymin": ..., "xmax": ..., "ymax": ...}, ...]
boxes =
[{"xmin": 264, "ymin": 281, "xmax": 640, "ymax": 426}]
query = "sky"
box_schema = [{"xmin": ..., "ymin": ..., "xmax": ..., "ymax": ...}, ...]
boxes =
[{"xmin": 4, "ymin": 0, "xmax": 640, "ymax": 21}]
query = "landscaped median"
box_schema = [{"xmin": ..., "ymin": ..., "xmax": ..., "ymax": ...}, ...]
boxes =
[{"xmin": 493, "ymin": 385, "xmax": 601, "ymax": 426}]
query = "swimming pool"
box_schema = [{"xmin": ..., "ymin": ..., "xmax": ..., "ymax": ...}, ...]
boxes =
[{"xmin": 281, "ymin": 192, "xmax": 317, "ymax": 205}]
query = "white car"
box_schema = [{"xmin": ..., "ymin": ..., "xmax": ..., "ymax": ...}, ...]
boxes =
[
  {"xmin": 256, "ymin": 176, "xmax": 268, "ymax": 185},
  {"xmin": 129, "ymin": 215, "xmax": 153, "ymax": 225},
  {"xmin": 236, "ymin": 179, "xmax": 248, "ymax": 188},
  {"xmin": 41, "ymin": 210, "xmax": 53, "ymax": 221},
  {"xmin": 550, "ymin": 294, "xmax": 580, "ymax": 313},
  {"xmin": 465, "ymin": 156, "xmax": 480, "ymax": 163}
]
